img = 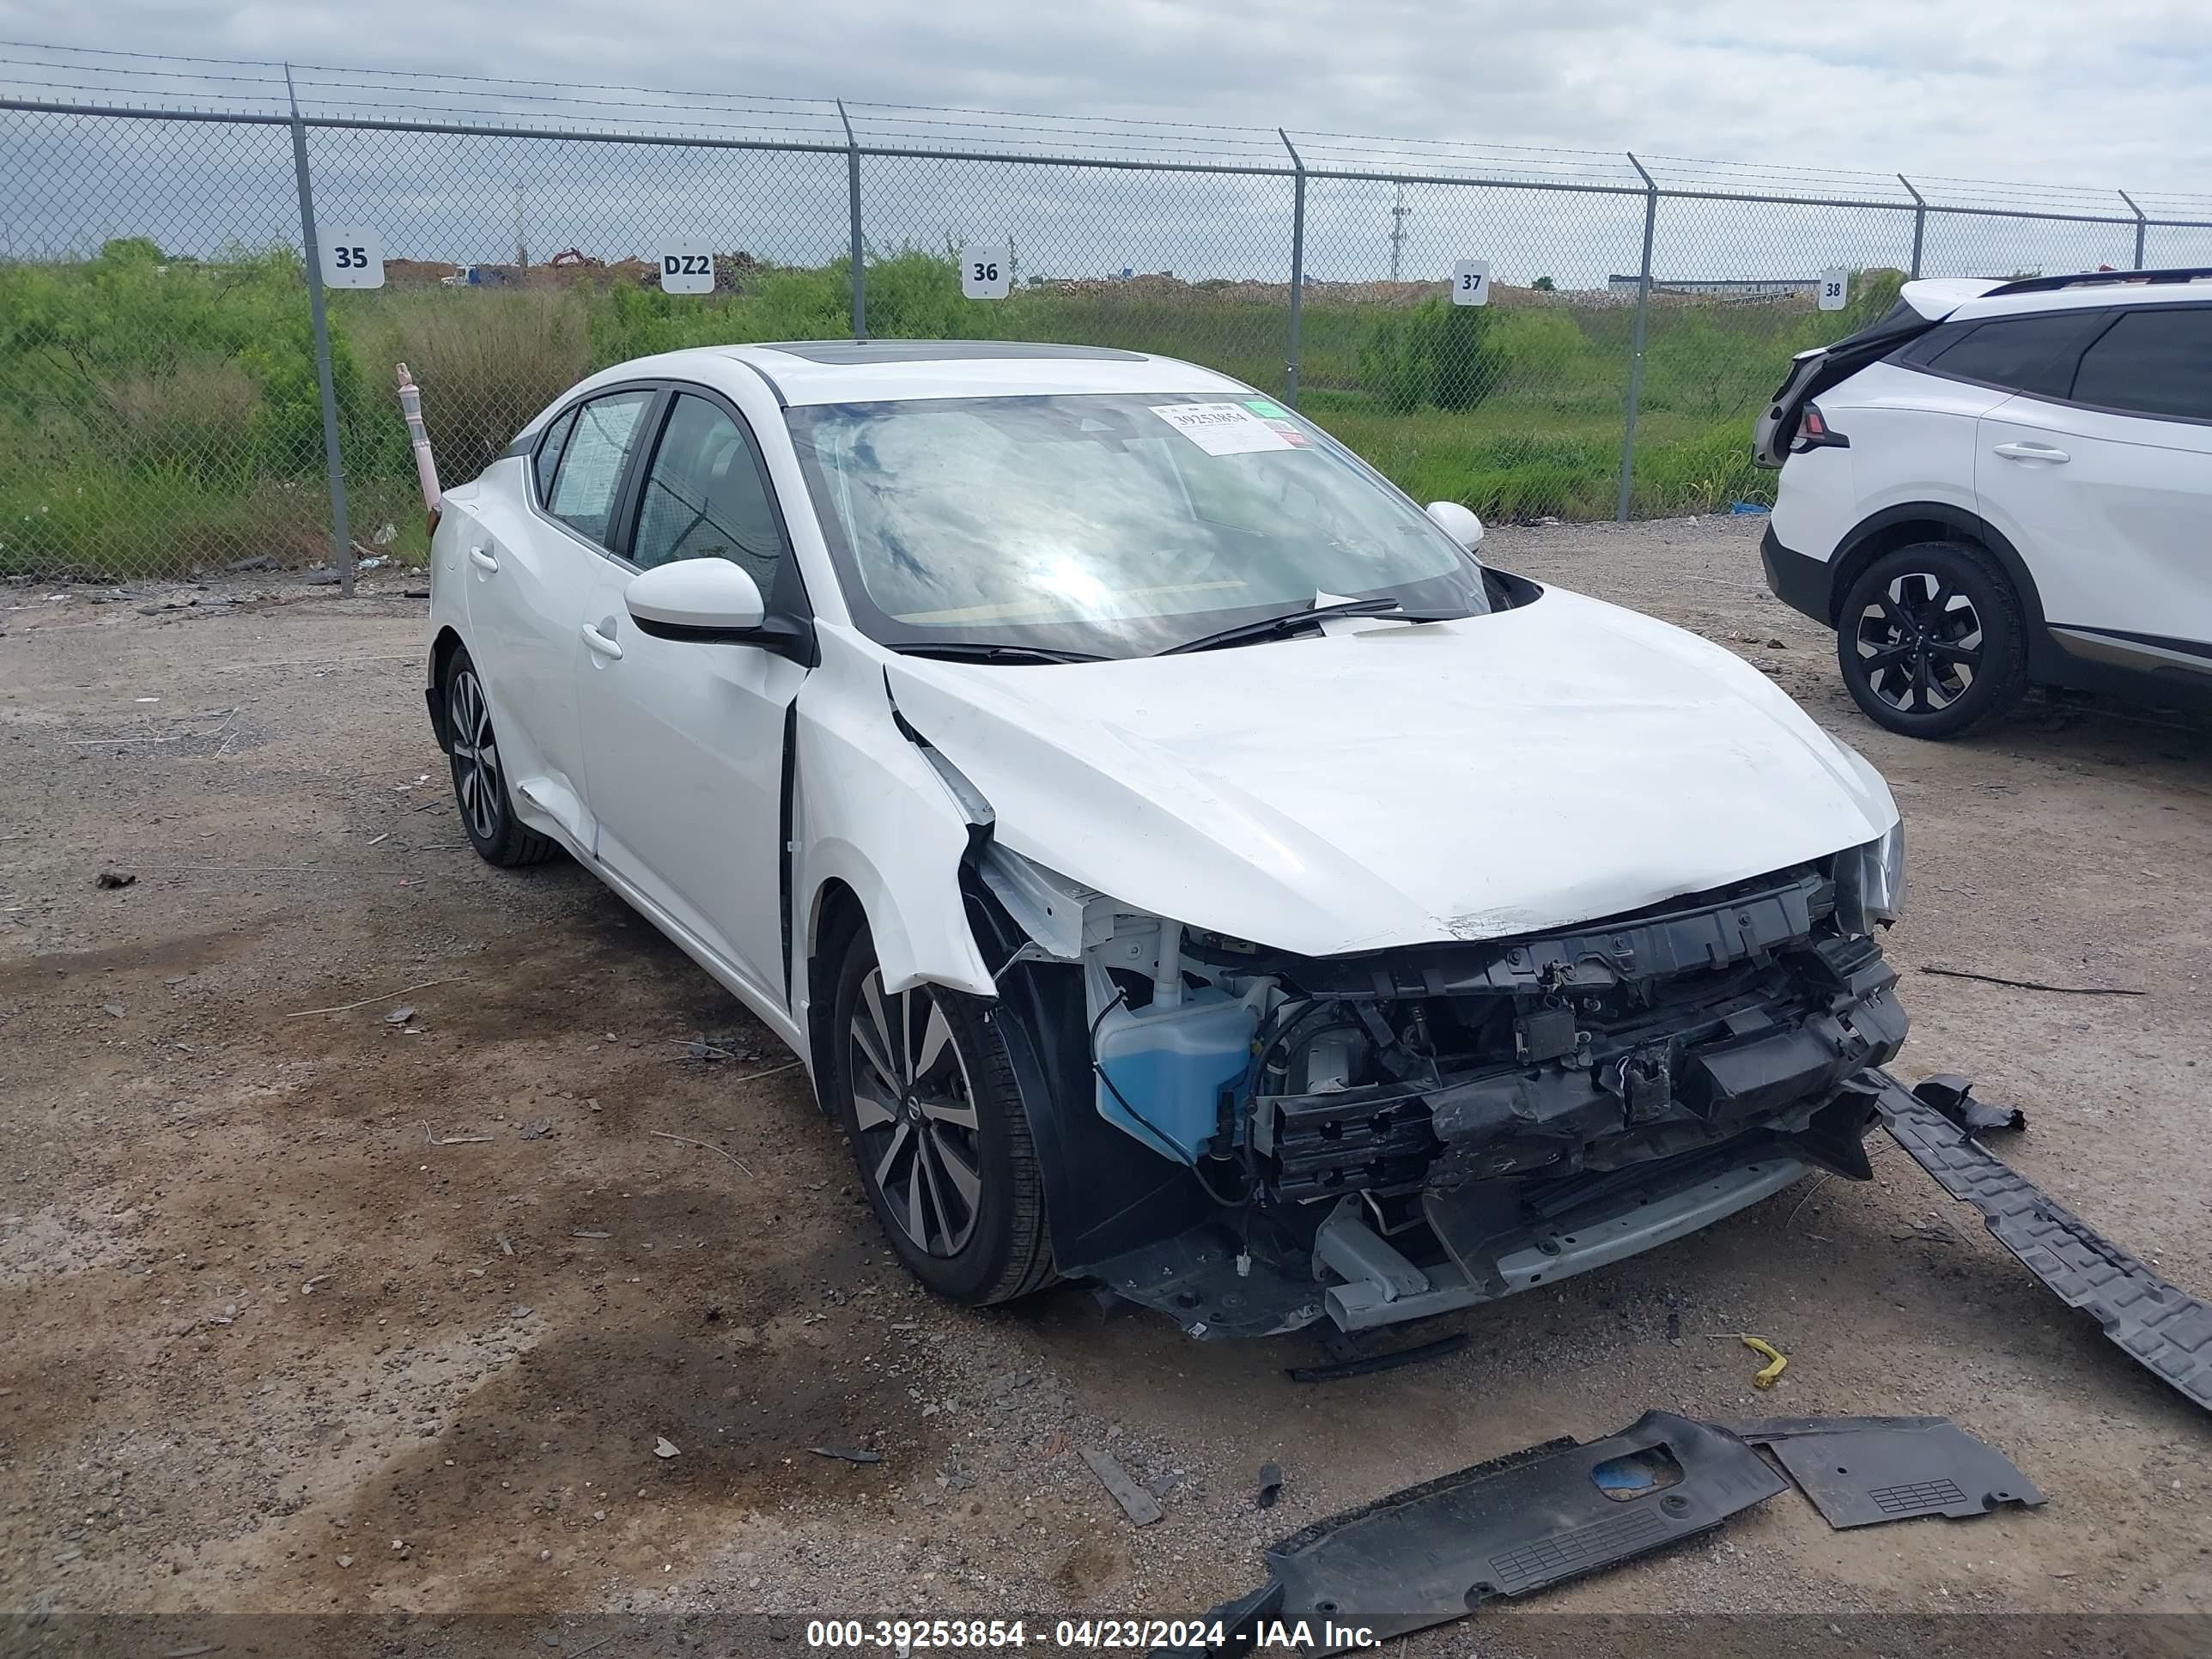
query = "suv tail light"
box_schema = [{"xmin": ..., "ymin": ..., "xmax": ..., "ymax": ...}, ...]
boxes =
[{"xmin": 1792, "ymin": 403, "xmax": 1850, "ymax": 454}]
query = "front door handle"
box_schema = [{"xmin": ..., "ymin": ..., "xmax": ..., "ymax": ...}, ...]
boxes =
[
  {"xmin": 468, "ymin": 545, "xmax": 500, "ymax": 573},
  {"xmin": 580, "ymin": 622, "xmax": 623, "ymax": 661},
  {"xmin": 1992, "ymin": 441, "xmax": 2069, "ymax": 463}
]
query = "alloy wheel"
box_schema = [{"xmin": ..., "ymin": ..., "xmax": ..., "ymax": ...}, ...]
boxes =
[
  {"xmin": 846, "ymin": 969, "xmax": 984, "ymax": 1257},
  {"xmin": 448, "ymin": 666, "xmax": 503, "ymax": 843},
  {"xmin": 1852, "ymin": 571, "xmax": 1984, "ymax": 714}
]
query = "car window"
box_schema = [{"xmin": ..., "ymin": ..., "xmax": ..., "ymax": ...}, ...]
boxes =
[
  {"xmin": 532, "ymin": 407, "xmax": 578, "ymax": 503},
  {"xmin": 629, "ymin": 393, "xmax": 785, "ymax": 593},
  {"xmin": 544, "ymin": 391, "xmax": 653, "ymax": 544},
  {"xmin": 2069, "ymin": 308, "xmax": 2212, "ymax": 422},
  {"xmin": 1921, "ymin": 311, "xmax": 2109, "ymax": 399}
]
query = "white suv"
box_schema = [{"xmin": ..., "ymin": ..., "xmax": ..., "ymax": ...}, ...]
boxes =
[{"xmin": 1754, "ymin": 269, "xmax": 2212, "ymax": 738}]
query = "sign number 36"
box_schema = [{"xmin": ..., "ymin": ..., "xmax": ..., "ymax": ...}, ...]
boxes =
[{"xmin": 963, "ymin": 255, "xmax": 1012, "ymax": 300}]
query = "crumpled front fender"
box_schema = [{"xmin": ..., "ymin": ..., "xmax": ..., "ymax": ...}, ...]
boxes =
[{"xmin": 792, "ymin": 631, "xmax": 996, "ymax": 1000}]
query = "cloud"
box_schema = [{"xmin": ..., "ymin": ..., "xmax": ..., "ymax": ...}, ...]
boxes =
[
  {"xmin": 6, "ymin": 0, "xmax": 2206, "ymax": 199},
  {"xmin": 3, "ymin": 0, "xmax": 2206, "ymax": 276}
]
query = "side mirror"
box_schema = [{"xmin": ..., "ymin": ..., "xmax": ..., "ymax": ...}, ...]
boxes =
[
  {"xmin": 1425, "ymin": 501, "xmax": 1486, "ymax": 552},
  {"xmin": 624, "ymin": 560, "xmax": 765, "ymax": 640}
]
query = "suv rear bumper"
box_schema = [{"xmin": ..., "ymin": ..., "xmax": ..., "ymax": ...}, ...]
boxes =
[{"xmin": 1761, "ymin": 526, "xmax": 1832, "ymax": 626}]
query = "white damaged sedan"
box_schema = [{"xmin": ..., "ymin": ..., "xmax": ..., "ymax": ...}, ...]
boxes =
[{"xmin": 424, "ymin": 341, "xmax": 1908, "ymax": 1336}]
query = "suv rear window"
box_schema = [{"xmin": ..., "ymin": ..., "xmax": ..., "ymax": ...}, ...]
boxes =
[
  {"xmin": 1910, "ymin": 310, "xmax": 2110, "ymax": 399},
  {"xmin": 2070, "ymin": 307, "xmax": 2212, "ymax": 422}
]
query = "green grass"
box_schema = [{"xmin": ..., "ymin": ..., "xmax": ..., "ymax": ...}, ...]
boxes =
[{"xmin": 0, "ymin": 241, "xmax": 1896, "ymax": 577}]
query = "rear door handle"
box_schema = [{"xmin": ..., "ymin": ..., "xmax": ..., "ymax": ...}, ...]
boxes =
[
  {"xmin": 468, "ymin": 546, "xmax": 500, "ymax": 573},
  {"xmin": 580, "ymin": 623, "xmax": 623, "ymax": 660},
  {"xmin": 1992, "ymin": 441, "xmax": 2069, "ymax": 463}
]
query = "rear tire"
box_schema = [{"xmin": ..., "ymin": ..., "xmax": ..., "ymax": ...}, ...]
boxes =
[
  {"xmin": 1836, "ymin": 541, "xmax": 2028, "ymax": 739},
  {"xmin": 442, "ymin": 646, "xmax": 559, "ymax": 867},
  {"xmin": 828, "ymin": 925, "xmax": 1055, "ymax": 1306}
]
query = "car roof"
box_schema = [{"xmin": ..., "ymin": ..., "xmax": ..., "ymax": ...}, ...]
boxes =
[
  {"xmin": 564, "ymin": 340, "xmax": 1255, "ymax": 408},
  {"xmin": 1904, "ymin": 271, "xmax": 2212, "ymax": 325}
]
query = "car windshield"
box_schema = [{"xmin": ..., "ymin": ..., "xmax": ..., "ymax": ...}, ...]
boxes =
[{"xmin": 784, "ymin": 392, "xmax": 1486, "ymax": 658}]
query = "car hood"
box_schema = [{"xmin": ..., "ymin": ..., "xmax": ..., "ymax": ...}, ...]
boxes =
[{"xmin": 880, "ymin": 586, "xmax": 1899, "ymax": 958}]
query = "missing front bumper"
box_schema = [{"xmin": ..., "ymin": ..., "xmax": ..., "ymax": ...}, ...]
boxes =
[
  {"xmin": 1088, "ymin": 1126, "xmax": 1845, "ymax": 1338},
  {"xmin": 1320, "ymin": 1152, "xmax": 1810, "ymax": 1331}
]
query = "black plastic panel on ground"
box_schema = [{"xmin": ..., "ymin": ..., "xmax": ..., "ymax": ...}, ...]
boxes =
[{"xmin": 1869, "ymin": 1073, "xmax": 2212, "ymax": 1413}]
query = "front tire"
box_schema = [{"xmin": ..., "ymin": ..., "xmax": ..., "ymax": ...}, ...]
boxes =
[
  {"xmin": 829, "ymin": 928, "xmax": 1054, "ymax": 1306},
  {"xmin": 442, "ymin": 646, "xmax": 558, "ymax": 867},
  {"xmin": 1836, "ymin": 541, "xmax": 2028, "ymax": 739}
]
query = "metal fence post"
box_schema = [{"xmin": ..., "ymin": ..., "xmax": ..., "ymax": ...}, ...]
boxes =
[
  {"xmin": 284, "ymin": 69, "xmax": 353, "ymax": 595},
  {"xmin": 2118, "ymin": 190, "xmax": 2147, "ymax": 269},
  {"xmin": 1899, "ymin": 174, "xmax": 1927, "ymax": 279},
  {"xmin": 1615, "ymin": 153, "xmax": 1658, "ymax": 524},
  {"xmin": 1280, "ymin": 129, "xmax": 1305, "ymax": 407},
  {"xmin": 838, "ymin": 100, "xmax": 866, "ymax": 339}
]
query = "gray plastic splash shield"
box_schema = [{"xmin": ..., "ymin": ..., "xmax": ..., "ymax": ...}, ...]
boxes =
[
  {"xmin": 1726, "ymin": 1415, "xmax": 2046, "ymax": 1528},
  {"xmin": 1154, "ymin": 1411, "xmax": 1786, "ymax": 1656}
]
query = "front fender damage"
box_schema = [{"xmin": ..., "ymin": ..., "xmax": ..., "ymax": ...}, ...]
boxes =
[{"xmin": 791, "ymin": 640, "xmax": 997, "ymax": 1000}]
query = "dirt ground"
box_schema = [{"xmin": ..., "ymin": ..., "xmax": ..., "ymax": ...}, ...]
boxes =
[{"xmin": 3, "ymin": 515, "xmax": 2209, "ymax": 1650}]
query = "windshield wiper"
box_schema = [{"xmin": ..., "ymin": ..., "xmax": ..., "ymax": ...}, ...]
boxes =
[
  {"xmin": 894, "ymin": 640, "xmax": 1107, "ymax": 665},
  {"xmin": 1161, "ymin": 597, "xmax": 1415, "ymax": 656}
]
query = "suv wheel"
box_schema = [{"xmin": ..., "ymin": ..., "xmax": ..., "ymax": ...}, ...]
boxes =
[
  {"xmin": 443, "ymin": 647, "xmax": 559, "ymax": 866},
  {"xmin": 829, "ymin": 927, "xmax": 1055, "ymax": 1306},
  {"xmin": 1836, "ymin": 541, "xmax": 2028, "ymax": 739}
]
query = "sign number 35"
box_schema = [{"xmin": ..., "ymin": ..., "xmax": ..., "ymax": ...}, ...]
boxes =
[{"xmin": 318, "ymin": 224, "xmax": 384, "ymax": 289}]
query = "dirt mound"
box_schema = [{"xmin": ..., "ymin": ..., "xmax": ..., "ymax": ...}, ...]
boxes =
[{"xmin": 383, "ymin": 257, "xmax": 459, "ymax": 286}]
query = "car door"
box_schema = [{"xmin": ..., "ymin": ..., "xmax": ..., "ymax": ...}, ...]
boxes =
[
  {"xmin": 462, "ymin": 386, "xmax": 657, "ymax": 845},
  {"xmin": 1975, "ymin": 303, "xmax": 2212, "ymax": 674},
  {"xmin": 575, "ymin": 388, "xmax": 811, "ymax": 1006}
]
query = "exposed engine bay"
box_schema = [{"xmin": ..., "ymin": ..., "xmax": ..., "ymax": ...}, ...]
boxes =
[{"xmin": 981, "ymin": 847, "xmax": 1907, "ymax": 1335}]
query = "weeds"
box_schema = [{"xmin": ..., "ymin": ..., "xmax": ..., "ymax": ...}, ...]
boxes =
[{"xmin": 0, "ymin": 244, "xmax": 1897, "ymax": 576}]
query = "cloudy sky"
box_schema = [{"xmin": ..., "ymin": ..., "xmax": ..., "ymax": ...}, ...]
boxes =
[
  {"xmin": 13, "ymin": 0, "xmax": 2212, "ymax": 202},
  {"xmin": 4, "ymin": 2, "xmax": 2208, "ymax": 280},
  {"xmin": 7, "ymin": 0, "xmax": 2209, "ymax": 205}
]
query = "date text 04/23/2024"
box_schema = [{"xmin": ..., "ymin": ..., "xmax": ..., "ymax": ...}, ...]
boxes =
[{"xmin": 804, "ymin": 1618, "xmax": 1382, "ymax": 1650}]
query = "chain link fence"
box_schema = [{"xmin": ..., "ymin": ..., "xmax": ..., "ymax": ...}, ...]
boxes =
[{"xmin": 5, "ymin": 48, "xmax": 2212, "ymax": 581}]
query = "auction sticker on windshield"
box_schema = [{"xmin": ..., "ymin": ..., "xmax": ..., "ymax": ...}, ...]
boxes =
[{"xmin": 1150, "ymin": 402, "xmax": 1296, "ymax": 456}]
